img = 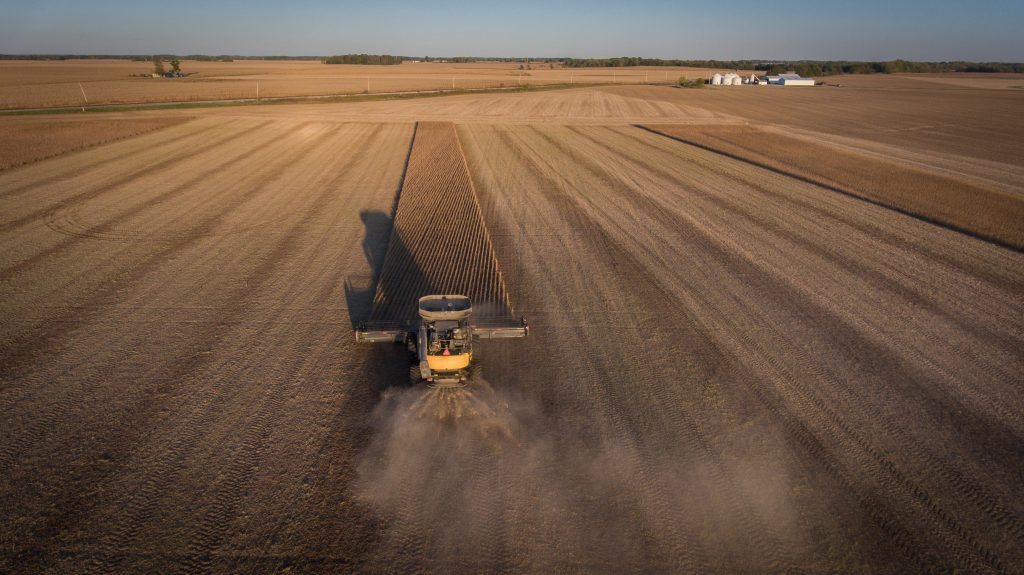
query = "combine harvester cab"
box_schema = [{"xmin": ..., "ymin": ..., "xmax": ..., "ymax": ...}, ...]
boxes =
[{"xmin": 356, "ymin": 295, "xmax": 527, "ymax": 388}]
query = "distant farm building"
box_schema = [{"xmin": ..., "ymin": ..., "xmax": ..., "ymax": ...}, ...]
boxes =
[
  {"xmin": 712, "ymin": 73, "xmax": 742, "ymax": 86},
  {"xmin": 766, "ymin": 73, "xmax": 815, "ymax": 86},
  {"xmin": 709, "ymin": 71, "xmax": 815, "ymax": 87}
]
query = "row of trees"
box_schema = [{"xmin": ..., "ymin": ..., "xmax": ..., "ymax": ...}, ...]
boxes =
[
  {"xmin": 563, "ymin": 57, "xmax": 736, "ymax": 68},
  {"xmin": 323, "ymin": 54, "xmax": 402, "ymax": 65},
  {"xmin": 563, "ymin": 57, "xmax": 1024, "ymax": 75},
  {"xmin": 4, "ymin": 54, "xmax": 1021, "ymax": 75}
]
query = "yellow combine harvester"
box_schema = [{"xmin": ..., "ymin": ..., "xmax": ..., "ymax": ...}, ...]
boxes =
[{"xmin": 355, "ymin": 295, "xmax": 528, "ymax": 387}]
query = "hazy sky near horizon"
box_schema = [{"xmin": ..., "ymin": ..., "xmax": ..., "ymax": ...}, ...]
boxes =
[{"xmin": 1, "ymin": 0, "xmax": 1021, "ymax": 61}]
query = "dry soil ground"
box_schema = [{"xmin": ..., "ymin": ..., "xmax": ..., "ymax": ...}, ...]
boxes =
[{"xmin": 1, "ymin": 77, "xmax": 1023, "ymax": 573}]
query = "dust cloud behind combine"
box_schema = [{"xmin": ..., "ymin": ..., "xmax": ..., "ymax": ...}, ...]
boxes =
[{"xmin": 355, "ymin": 376, "xmax": 798, "ymax": 573}]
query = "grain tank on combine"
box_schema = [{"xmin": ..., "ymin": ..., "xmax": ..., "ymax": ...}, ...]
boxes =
[{"xmin": 355, "ymin": 295, "xmax": 528, "ymax": 388}]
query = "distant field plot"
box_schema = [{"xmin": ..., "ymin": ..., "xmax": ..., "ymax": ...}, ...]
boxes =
[
  {"xmin": 642, "ymin": 124, "xmax": 1024, "ymax": 249},
  {"xmin": 0, "ymin": 59, "xmax": 716, "ymax": 109},
  {"xmin": 0, "ymin": 115, "xmax": 189, "ymax": 170},
  {"xmin": 611, "ymin": 75, "xmax": 1024, "ymax": 166}
]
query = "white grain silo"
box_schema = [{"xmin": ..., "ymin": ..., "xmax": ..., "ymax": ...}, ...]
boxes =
[
  {"xmin": 711, "ymin": 73, "xmax": 723, "ymax": 85},
  {"xmin": 730, "ymin": 75, "xmax": 743, "ymax": 85}
]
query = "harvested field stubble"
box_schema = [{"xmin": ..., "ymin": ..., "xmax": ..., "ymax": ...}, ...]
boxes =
[
  {"xmin": 0, "ymin": 115, "xmax": 191, "ymax": 170},
  {"xmin": 642, "ymin": 124, "xmax": 1024, "ymax": 250},
  {"xmin": 0, "ymin": 118, "xmax": 416, "ymax": 573},
  {"xmin": 0, "ymin": 78, "xmax": 1022, "ymax": 574},
  {"xmin": 462, "ymin": 122, "xmax": 1024, "ymax": 573},
  {"xmin": 610, "ymin": 76, "xmax": 1024, "ymax": 165}
]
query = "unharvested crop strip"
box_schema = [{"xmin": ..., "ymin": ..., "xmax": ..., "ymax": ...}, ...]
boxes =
[{"xmin": 369, "ymin": 121, "xmax": 514, "ymax": 321}]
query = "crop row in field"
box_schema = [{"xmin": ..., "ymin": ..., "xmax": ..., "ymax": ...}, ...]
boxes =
[
  {"xmin": 642, "ymin": 124, "xmax": 1024, "ymax": 250},
  {"xmin": 370, "ymin": 121, "xmax": 514, "ymax": 322}
]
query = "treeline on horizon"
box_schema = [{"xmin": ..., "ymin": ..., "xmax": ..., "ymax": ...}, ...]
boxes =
[
  {"xmin": 562, "ymin": 57, "xmax": 1024, "ymax": 75},
  {"xmin": 2, "ymin": 54, "xmax": 1021, "ymax": 74},
  {"xmin": 323, "ymin": 54, "xmax": 402, "ymax": 65}
]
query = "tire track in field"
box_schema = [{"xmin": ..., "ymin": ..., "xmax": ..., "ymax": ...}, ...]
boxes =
[
  {"xmin": 517, "ymin": 126, "xmax": 939, "ymax": 571},
  {"xmin": 0, "ymin": 120, "xmax": 315, "ymax": 397},
  {"xmin": 637, "ymin": 125, "xmax": 1024, "ymax": 254},
  {"xmin": 0, "ymin": 120, "xmax": 279, "ymax": 281},
  {"xmin": 578, "ymin": 125, "xmax": 1021, "ymax": 350},
  {"xmin": 693, "ymin": 178, "xmax": 1024, "ymax": 517},
  {"xmin": 0, "ymin": 119, "xmax": 268, "ymax": 234},
  {"xmin": 77, "ymin": 125, "xmax": 388, "ymax": 575},
  {"xmin": 606, "ymin": 125, "xmax": 1024, "ymax": 339},
  {"xmin": 573, "ymin": 126, "xmax": 1024, "ymax": 433},
  {"xmin": 606, "ymin": 128, "xmax": 1010, "ymax": 572},
  {"xmin": 0, "ymin": 123, "xmax": 339, "ymax": 488},
  {"xmin": 472, "ymin": 126, "xmax": 713, "ymax": 571},
  {"xmin": 0, "ymin": 125, "xmax": 346, "ymax": 574},
  {"xmin": 594, "ymin": 125, "xmax": 1024, "ymax": 447},
  {"xmin": 497, "ymin": 126, "xmax": 786, "ymax": 573},
  {"xmin": 610, "ymin": 126, "xmax": 1024, "ymax": 347},
  {"xmin": 609, "ymin": 130, "xmax": 1024, "ymax": 433},
  {"xmin": 171, "ymin": 125, "xmax": 390, "ymax": 574},
  {"xmin": 698, "ymin": 172, "xmax": 1024, "ymax": 436},
  {"xmin": 529, "ymin": 126, "xmax": 1011, "ymax": 572},
  {"xmin": 489, "ymin": 127, "xmax": 728, "ymax": 571},
  {"xmin": 0, "ymin": 119, "xmax": 219, "ymax": 200}
]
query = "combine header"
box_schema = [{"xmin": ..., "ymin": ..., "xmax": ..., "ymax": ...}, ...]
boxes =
[{"xmin": 356, "ymin": 295, "xmax": 527, "ymax": 388}]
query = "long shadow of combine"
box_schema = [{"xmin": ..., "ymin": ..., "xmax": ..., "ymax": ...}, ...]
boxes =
[
  {"xmin": 344, "ymin": 212, "xmax": 435, "ymax": 392},
  {"xmin": 344, "ymin": 210, "xmax": 401, "ymax": 329}
]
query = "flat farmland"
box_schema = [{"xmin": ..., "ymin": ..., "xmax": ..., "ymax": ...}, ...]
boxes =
[
  {"xmin": 641, "ymin": 124, "xmax": 1024, "ymax": 249},
  {"xmin": 612, "ymin": 74, "xmax": 1024, "ymax": 165},
  {"xmin": 0, "ymin": 59, "xmax": 720, "ymax": 110},
  {"xmin": 0, "ymin": 114, "xmax": 190, "ymax": 170},
  {"xmin": 1, "ymin": 77, "xmax": 1023, "ymax": 573}
]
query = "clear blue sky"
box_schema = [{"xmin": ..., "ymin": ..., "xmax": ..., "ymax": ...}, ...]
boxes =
[{"xmin": 1, "ymin": 0, "xmax": 1021, "ymax": 61}]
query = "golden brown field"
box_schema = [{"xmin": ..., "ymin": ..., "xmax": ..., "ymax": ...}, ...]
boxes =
[
  {"xmin": 1, "ymin": 75, "xmax": 1022, "ymax": 573},
  {"xmin": 0, "ymin": 115, "xmax": 189, "ymax": 170},
  {"xmin": 0, "ymin": 59, "xmax": 723, "ymax": 110},
  {"xmin": 641, "ymin": 124, "xmax": 1024, "ymax": 249},
  {"xmin": 614, "ymin": 74, "xmax": 1024, "ymax": 165}
]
